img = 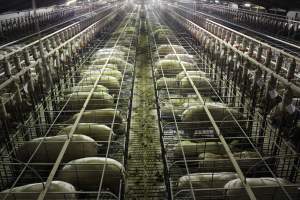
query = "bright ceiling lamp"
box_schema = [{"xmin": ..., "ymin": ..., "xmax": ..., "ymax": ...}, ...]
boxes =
[
  {"xmin": 244, "ymin": 3, "xmax": 251, "ymax": 7},
  {"xmin": 66, "ymin": 0, "xmax": 77, "ymax": 6}
]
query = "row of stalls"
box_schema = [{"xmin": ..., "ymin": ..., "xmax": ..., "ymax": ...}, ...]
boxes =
[
  {"xmin": 172, "ymin": 0, "xmax": 300, "ymax": 40},
  {"xmin": 147, "ymin": 6, "xmax": 300, "ymax": 200},
  {"xmin": 0, "ymin": 7, "xmax": 139, "ymax": 200},
  {"xmin": 0, "ymin": 1, "xmax": 109, "ymax": 44}
]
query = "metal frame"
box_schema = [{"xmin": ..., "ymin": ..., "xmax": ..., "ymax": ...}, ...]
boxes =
[
  {"xmin": 0, "ymin": 4, "xmax": 139, "ymax": 200},
  {"xmin": 147, "ymin": 4, "xmax": 300, "ymax": 200},
  {"xmin": 176, "ymin": 1, "xmax": 300, "ymax": 41}
]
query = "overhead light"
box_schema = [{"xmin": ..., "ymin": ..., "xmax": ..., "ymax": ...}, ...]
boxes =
[
  {"xmin": 230, "ymin": 3, "xmax": 238, "ymax": 9},
  {"xmin": 66, "ymin": 0, "xmax": 77, "ymax": 6},
  {"xmin": 215, "ymin": 0, "xmax": 220, "ymax": 3},
  {"xmin": 244, "ymin": 3, "xmax": 251, "ymax": 7}
]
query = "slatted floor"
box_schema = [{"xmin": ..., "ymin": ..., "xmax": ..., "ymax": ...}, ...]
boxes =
[{"xmin": 126, "ymin": 19, "xmax": 166, "ymax": 199}]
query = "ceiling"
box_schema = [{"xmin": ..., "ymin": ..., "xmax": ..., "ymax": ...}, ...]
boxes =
[
  {"xmin": 0, "ymin": 0, "xmax": 66, "ymax": 13},
  {"xmin": 229, "ymin": 0, "xmax": 300, "ymax": 10},
  {"xmin": 0, "ymin": 0, "xmax": 300, "ymax": 14}
]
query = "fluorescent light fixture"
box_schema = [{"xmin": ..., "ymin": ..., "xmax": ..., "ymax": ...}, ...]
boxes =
[
  {"xmin": 215, "ymin": 0, "xmax": 220, "ymax": 3},
  {"xmin": 66, "ymin": 0, "xmax": 77, "ymax": 6},
  {"xmin": 244, "ymin": 3, "xmax": 251, "ymax": 7},
  {"xmin": 230, "ymin": 3, "xmax": 238, "ymax": 9}
]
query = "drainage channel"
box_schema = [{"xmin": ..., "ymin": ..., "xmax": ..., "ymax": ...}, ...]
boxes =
[{"xmin": 126, "ymin": 8, "xmax": 167, "ymax": 200}]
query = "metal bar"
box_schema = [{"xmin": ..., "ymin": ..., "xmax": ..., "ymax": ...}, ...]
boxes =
[
  {"xmin": 37, "ymin": 6, "xmax": 137, "ymax": 200},
  {"xmin": 1, "ymin": 8, "xmax": 121, "ymax": 200},
  {"xmin": 147, "ymin": 10, "xmax": 196, "ymax": 200},
  {"xmin": 162, "ymin": 7, "xmax": 297, "ymax": 200},
  {"xmin": 0, "ymin": 10, "xmax": 119, "ymax": 91},
  {"xmin": 150, "ymin": 9, "xmax": 257, "ymax": 200},
  {"xmin": 166, "ymin": 9, "xmax": 300, "ymax": 95},
  {"xmin": 96, "ymin": 7, "xmax": 139, "ymax": 199}
]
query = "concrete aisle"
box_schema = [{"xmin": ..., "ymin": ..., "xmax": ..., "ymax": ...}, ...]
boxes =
[{"xmin": 126, "ymin": 12, "xmax": 166, "ymax": 200}]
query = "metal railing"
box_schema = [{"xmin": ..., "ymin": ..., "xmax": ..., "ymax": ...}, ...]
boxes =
[
  {"xmin": 0, "ymin": 5, "xmax": 139, "ymax": 200},
  {"xmin": 147, "ymin": 4, "xmax": 300, "ymax": 200}
]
